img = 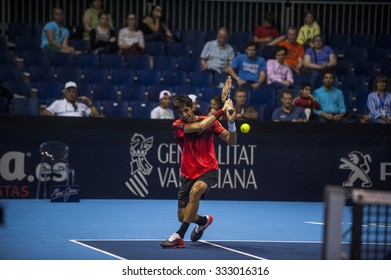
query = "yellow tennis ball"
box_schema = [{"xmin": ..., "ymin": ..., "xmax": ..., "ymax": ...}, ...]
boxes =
[{"xmin": 240, "ymin": 123, "xmax": 250, "ymax": 133}]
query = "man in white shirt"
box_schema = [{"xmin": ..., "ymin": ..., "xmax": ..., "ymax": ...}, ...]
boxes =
[
  {"xmin": 41, "ymin": 81, "xmax": 99, "ymax": 117},
  {"xmin": 150, "ymin": 90, "xmax": 174, "ymax": 119}
]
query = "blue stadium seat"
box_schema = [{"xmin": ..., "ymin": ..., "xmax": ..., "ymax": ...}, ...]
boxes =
[
  {"xmin": 119, "ymin": 85, "xmax": 146, "ymax": 102},
  {"xmin": 176, "ymin": 56, "xmax": 200, "ymax": 73},
  {"xmin": 7, "ymin": 23, "xmax": 33, "ymax": 44},
  {"xmin": 354, "ymin": 89, "xmax": 370, "ymax": 110},
  {"xmin": 77, "ymin": 83, "xmax": 93, "ymax": 99},
  {"xmin": 229, "ymin": 31, "xmax": 252, "ymax": 46},
  {"xmin": 32, "ymin": 24, "xmax": 43, "ymax": 39},
  {"xmin": 0, "ymin": 35, "xmax": 7, "ymax": 52},
  {"xmin": 0, "ymin": 51, "xmax": 15, "ymax": 65},
  {"xmin": 14, "ymin": 36, "xmax": 40, "ymax": 58},
  {"xmin": 161, "ymin": 71, "xmax": 187, "ymax": 87},
  {"xmin": 147, "ymin": 85, "xmax": 173, "ymax": 102},
  {"xmin": 367, "ymin": 47, "xmax": 390, "ymax": 63},
  {"xmin": 188, "ymin": 71, "xmax": 213, "ymax": 87},
  {"xmin": 341, "ymin": 89, "xmax": 353, "ymax": 109},
  {"xmin": 49, "ymin": 52, "xmax": 74, "ymax": 68},
  {"xmin": 110, "ymin": 69, "xmax": 135, "ymax": 86},
  {"xmin": 101, "ymin": 53, "xmax": 125, "ymax": 70},
  {"xmin": 189, "ymin": 42, "xmax": 205, "ymax": 57},
  {"xmin": 153, "ymin": 56, "xmax": 177, "ymax": 72},
  {"xmin": 204, "ymin": 31, "xmax": 217, "ymax": 42},
  {"xmin": 11, "ymin": 97, "xmax": 39, "ymax": 115},
  {"xmin": 380, "ymin": 61, "xmax": 391, "ymax": 76},
  {"xmin": 2, "ymin": 80, "xmax": 31, "ymax": 98},
  {"xmin": 75, "ymin": 53, "xmax": 99, "ymax": 69},
  {"xmin": 69, "ymin": 39, "xmax": 90, "ymax": 52},
  {"xmin": 174, "ymin": 85, "xmax": 200, "ymax": 96},
  {"xmin": 213, "ymin": 72, "xmax": 229, "ymax": 87},
  {"xmin": 352, "ymin": 34, "xmax": 375, "ymax": 48},
  {"xmin": 376, "ymin": 34, "xmax": 391, "ymax": 50},
  {"xmin": 0, "ymin": 65, "xmax": 24, "ymax": 83},
  {"xmin": 92, "ymin": 83, "xmax": 118, "ymax": 101},
  {"xmin": 293, "ymin": 73, "xmax": 313, "ymax": 87},
  {"xmin": 200, "ymin": 86, "xmax": 221, "ymax": 102},
  {"xmin": 130, "ymin": 101, "xmax": 157, "ymax": 119},
  {"xmin": 344, "ymin": 47, "xmax": 367, "ymax": 63},
  {"xmin": 102, "ymin": 100, "xmax": 129, "ymax": 117},
  {"xmin": 36, "ymin": 81, "xmax": 63, "ymax": 104},
  {"xmin": 126, "ymin": 55, "xmax": 151, "ymax": 70},
  {"xmin": 335, "ymin": 60, "xmax": 353, "ymax": 77},
  {"xmin": 82, "ymin": 68, "xmax": 109, "ymax": 84},
  {"xmin": 252, "ymin": 86, "xmax": 276, "ymax": 105},
  {"xmin": 328, "ymin": 33, "xmax": 351, "ymax": 57},
  {"xmin": 340, "ymin": 75, "xmax": 366, "ymax": 91},
  {"xmin": 56, "ymin": 66, "xmax": 82, "ymax": 84},
  {"xmin": 144, "ymin": 42, "xmax": 165, "ymax": 56},
  {"xmin": 28, "ymin": 65, "xmax": 55, "ymax": 87},
  {"xmin": 166, "ymin": 42, "xmax": 190, "ymax": 57},
  {"xmin": 255, "ymin": 104, "xmax": 275, "ymax": 121},
  {"xmin": 260, "ymin": 45, "xmax": 275, "ymax": 61},
  {"xmin": 136, "ymin": 69, "xmax": 161, "ymax": 86},
  {"xmin": 22, "ymin": 51, "xmax": 49, "ymax": 71},
  {"xmin": 181, "ymin": 30, "xmax": 205, "ymax": 44},
  {"xmin": 353, "ymin": 61, "xmax": 377, "ymax": 77}
]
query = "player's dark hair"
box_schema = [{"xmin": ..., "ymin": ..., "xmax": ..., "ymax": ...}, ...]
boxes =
[{"xmin": 172, "ymin": 95, "xmax": 193, "ymax": 111}]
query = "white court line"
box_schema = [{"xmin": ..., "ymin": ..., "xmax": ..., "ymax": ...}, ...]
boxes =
[
  {"xmin": 199, "ymin": 240, "xmax": 268, "ymax": 260},
  {"xmin": 69, "ymin": 239, "xmax": 126, "ymax": 260}
]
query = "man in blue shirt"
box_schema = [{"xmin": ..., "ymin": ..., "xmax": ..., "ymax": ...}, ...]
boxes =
[
  {"xmin": 224, "ymin": 42, "xmax": 266, "ymax": 90},
  {"xmin": 313, "ymin": 71, "xmax": 348, "ymax": 122},
  {"xmin": 41, "ymin": 7, "xmax": 75, "ymax": 53},
  {"xmin": 272, "ymin": 90, "xmax": 307, "ymax": 122}
]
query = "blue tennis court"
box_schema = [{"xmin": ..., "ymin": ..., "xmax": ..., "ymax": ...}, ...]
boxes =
[{"xmin": 0, "ymin": 199, "xmax": 348, "ymax": 260}]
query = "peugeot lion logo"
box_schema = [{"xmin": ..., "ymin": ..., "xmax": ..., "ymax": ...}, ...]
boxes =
[
  {"xmin": 125, "ymin": 133, "xmax": 153, "ymax": 197},
  {"xmin": 339, "ymin": 151, "xmax": 372, "ymax": 188}
]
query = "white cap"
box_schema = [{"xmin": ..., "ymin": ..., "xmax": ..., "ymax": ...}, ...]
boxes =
[
  {"xmin": 188, "ymin": 94, "xmax": 197, "ymax": 103},
  {"xmin": 159, "ymin": 90, "xmax": 171, "ymax": 99},
  {"xmin": 64, "ymin": 81, "xmax": 77, "ymax": 89}
]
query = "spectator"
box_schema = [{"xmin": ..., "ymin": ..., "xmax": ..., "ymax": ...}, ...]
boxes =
[
  {"xmin": 297, "ymin": 10, "xmax": 321, "ymax": 47},
  {"xmin": 303, "ymin": 34, "xmax": 337, "ymax": 80},
  {"xmin": 272, "ymin": 89, "xmax": 307, "ymax": 122},
  {"xmin": 278, "ymin": 26, "xmax": 305, "ymax": 74},
  {"xmin": 266, "ymin": 45, "xmax": 294, "ymax": 89},
  {"xmin": 188, "ymin": 94, "xmax": 201, "ymax": 115},
  {"xmin": 224, "ymin": 42, "xmax": 267, "ymax": 90},
  {"xmin": 293, "ymin": 83, "xmax": 320, "ymax": 120},
  {"xmin": 41, "ymin": 7, "xmax": 75, "ymax": 54},
  {"xmin": 367, "ymin": 75, "xmax": 391, "ymax": 124},
  {"xmin": 140, "ymin": 4, "xmax": 175, "ymax": 42},
  {"xmin": 233, "ymin": 89, "xmax": 258, "ymax": 121},
  {"xmin": 253, "ymin": 12, "xmax": 285, "ymax": 47},
  {"xmin": 89, "ymin": 11, "xmax": 118, "ymax": 54},
  {"xmin": 150, "ymin": 90, "xmax": 174, "ymax": 119},
  {"xmin": 83, "ymin": 0, "xmax": 113, "ymax": 41},
  {"xmin": 41, "ymin": 81, "xmax": 99, "ymax": 117},
  {"xmin": 313, "ymin": 71, "xmax": 347, "ymax": 122},
  {"xmin": 200, "ymin": 28, "xmax": 235, "ymax": 74},
  {"xmin": 206, "ymin": 95, "xmax": 224, "ymax": 117},
  {"xmin": 118, "ymin": 13, "xmax": 145, "ymax": 55}
]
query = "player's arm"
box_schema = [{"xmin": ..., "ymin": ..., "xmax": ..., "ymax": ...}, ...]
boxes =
[
  {"xmin": 183, "ymin": 106, "xmax": 227, "ymax": 134},
  {"xmin": 219, "ymin": 101, "xmax": 237, "ymax": 145}
]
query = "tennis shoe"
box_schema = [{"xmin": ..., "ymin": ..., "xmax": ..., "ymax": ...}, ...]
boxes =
[
  {"xmin": 190, "ymin": 215, "xmax": 213, "ymax": 242},
  {"xmin": 160, "ymin": 233, "xmax": 185, "ymax": 248}
]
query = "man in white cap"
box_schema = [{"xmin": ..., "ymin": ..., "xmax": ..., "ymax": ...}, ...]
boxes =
[
  {"xmin": 41, "ymin": 81, "xmax": 99, "ymax": 117},
  {"xmin": 150, "ymin": 90, "xmax": 174, "ymax": 119}
]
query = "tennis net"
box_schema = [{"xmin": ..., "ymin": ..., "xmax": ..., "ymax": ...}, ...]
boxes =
[{"xmin": 323, "ymin": 185, "xmax": 391, "ymax": 260}]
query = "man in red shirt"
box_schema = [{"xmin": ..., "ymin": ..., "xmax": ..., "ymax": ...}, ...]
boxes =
[{"xmin": 160, "ymin": 95, "xmax": 237, "ymax": 248}]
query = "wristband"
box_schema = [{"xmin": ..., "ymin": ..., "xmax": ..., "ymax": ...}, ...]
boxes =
[
  {"xmin": 227, "ymin": 122, "xmax": 236, "ymax": 132},
  {"xmin": 213, "ymin": 109, "xmax": 224, "ymax": 120}
]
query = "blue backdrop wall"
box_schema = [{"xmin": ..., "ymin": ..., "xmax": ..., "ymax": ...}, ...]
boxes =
[{"xmin": 1, "ymin": 116, "xmax": 391, "ymax": 201}]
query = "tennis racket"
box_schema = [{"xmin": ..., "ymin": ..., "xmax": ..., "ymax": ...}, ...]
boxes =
[{"xmin": 221, "ymin": 75, "xmax": 234, "ymax": 115}]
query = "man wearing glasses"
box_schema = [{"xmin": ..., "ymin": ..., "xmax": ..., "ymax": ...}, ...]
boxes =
[{"xmin": 41, "ymin": 81, "xmax": 99, "ymax": 117}]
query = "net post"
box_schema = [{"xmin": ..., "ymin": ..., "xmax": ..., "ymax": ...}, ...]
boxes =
[{"xmin": 323, "ymin": 185, "xmax": 346, "ymax": 260}]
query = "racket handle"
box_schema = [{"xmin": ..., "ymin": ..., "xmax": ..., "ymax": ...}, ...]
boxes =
[{"xmin": 228, "ymin": 108, "xmax": 234, "ymax": 115}]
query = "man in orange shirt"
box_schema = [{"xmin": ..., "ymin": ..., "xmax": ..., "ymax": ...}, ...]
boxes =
[{"xmin": 278, "ymin": 26, "xmax": 305, "ymax": 74}]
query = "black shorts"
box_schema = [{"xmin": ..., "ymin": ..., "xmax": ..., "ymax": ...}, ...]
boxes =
[{"xmin": 178, "ymin": 169, "xmax": 218, "ymax": 208}]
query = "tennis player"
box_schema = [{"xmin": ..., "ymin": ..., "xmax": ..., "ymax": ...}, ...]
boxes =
[{"xmin": 160, "ymin": 95, "xmax": 237, "ymax": 248}]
